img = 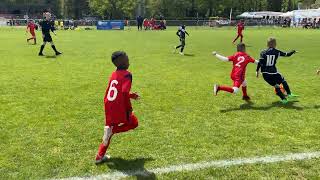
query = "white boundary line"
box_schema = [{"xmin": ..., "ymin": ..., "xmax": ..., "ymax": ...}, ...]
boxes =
[{"xmin": 59, "ymin": 151, "xmax": 320, "ymax": 180}]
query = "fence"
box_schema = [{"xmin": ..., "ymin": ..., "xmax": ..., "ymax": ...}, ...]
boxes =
[{"xmin": 1, "ymin": 18, "xmax": 319, "ymax": 28}]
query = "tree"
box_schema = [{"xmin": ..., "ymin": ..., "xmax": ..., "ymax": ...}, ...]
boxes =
[{"xmin": 88, "ymin": 0, "xmax": 137, "ymax": 19}]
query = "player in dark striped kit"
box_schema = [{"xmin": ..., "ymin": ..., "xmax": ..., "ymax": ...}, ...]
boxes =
[
  {"xmin": 174, "ymin": 25, "xmax": 189, "ymax": 55},
  {"xmin": 256, "ymin": 38, "xmax": 298, "ymax": 104}
]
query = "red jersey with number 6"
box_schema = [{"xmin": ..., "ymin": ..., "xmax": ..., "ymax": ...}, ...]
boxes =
[
  {"xmin": 228, "ymin": 52, "xmax": 255, "ymax": 81},
  {"xmin": 104, "ymin": 70, "xmax": 133, "ymax": 126}
]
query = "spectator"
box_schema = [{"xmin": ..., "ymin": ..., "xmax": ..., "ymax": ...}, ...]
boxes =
[{"xmin": 136, "ymin": 15, "xmax": 143, "ymax": 31}]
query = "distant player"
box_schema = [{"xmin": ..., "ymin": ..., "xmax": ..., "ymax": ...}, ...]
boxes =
[
  {"xmin": 317, "ymin": 69, "xmax": 320, "ymax": 75},
  {"xmin": 213, "ymin": 43, "xmax": 258, "ymax": 101},
  {"xmin": 174, "ymin": 25, "xmax": 189, "ymax": 55},
  {"xmin": 26, "ymin": 20, "xmax": 37, "ymax": 45},
  {"xmin": 256, "ymin": 38, "xmax": 297, "ymax": 104},
  {"xmin": 38, "ymin": 12, "xmax": 62, "ymax": 56},
  {"xmin": 233, "ymin": 20, "xmax": 245, "ymax": 44},
  {"xmin": 95, "ymin": 51, "xmax": 140, "ymax": 164}
]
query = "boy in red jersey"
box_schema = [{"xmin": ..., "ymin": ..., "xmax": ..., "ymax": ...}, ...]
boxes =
[
  {"xmin": 212, "ymin": 43, "xmax": 258, "ymax": 101},
  {"xmin": 233, "ymin": 20, "xmax": 245, "ymax": 44},
  {"xmin": 26, "ymin": 20, "xmax": 37, "ymax": 44},
  {"xmin": 95, "ymin": 51, "xmax": 140, "ymax": 165}
]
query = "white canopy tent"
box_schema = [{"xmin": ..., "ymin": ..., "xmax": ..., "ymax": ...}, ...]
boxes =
[
  {"xmin": 280, "ymin": 11, "xmax": 294, "ymax": 17},
  {"xmin": 292, "ymin": 9, "xmax": 320, "ymax": 19},
  {"xmin": 237, "ymin": 12, "xmax": 263, "ymax": 19},
  {"xmin": 238, "ymin": 11, "xmax": 284, "ymax": 19}
]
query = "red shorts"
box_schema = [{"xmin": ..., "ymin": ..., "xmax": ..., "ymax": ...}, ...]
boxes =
[
  {"xmin": 30, "ymin": 31, "xmax": 36, "ymax": 37},
  {"xmin": 106, "ymin": 112, "xmax": 138, "ymax": 128},
  {"xmin": 111, "ymin": 113, "xmax": 139, "ymax": 134},
  {"xmin": 233, "ymin": 79, "xmax": 244, "ymax": 88}
]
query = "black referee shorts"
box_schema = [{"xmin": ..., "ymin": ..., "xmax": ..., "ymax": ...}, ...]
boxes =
[
  {"xmin": 43, "ymin": 34, "xmax": 53, "ymax": 42},
  {"xmin": 262, "ymin": 73, "xmax": 285, "ymax": 86}
]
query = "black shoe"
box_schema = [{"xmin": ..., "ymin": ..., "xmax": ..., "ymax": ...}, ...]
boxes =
[
  {"xmin": 38, "ymin": 53, "xmax": 44, "ymax": 56},
  {"xmin": 242, "ymin": 96, "xmax": 251, "ymax": 101},
  {"xmin": 56, "ymin": 52, "xmax": 62, "ymax": 56}
]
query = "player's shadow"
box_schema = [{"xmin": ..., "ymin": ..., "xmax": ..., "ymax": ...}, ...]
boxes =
[
  {"xmin": 45, "ymin": 55, "xmax": 57, "ymax": 59},
  {"xmin": 220, "ymin": 100, "xmax": 303, "ymax": 113},
  {"xmin": 184, "ymin": 53, "xmax": 195, "ymax": 57},
  {"xmin": 105, "ymin": 157, "xmax": 156, "ymax": 180}
]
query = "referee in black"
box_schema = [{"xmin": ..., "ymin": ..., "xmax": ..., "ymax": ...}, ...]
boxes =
[{"xmin": 38, "ymin": 12, "xmax": 62, "ymax": 56}]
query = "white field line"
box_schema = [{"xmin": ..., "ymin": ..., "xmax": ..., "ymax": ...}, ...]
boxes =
[{"xmin": 59, "ymin": 151, "xmax": 320, "ymax": 180}]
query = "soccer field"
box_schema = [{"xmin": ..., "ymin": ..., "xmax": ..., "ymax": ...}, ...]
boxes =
[{"xmin": 0, "ymin": 27, "xmax": 320, "ymax": 179}]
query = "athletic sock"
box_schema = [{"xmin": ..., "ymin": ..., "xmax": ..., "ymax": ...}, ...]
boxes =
[
  {"xmin": 97, "ymin": 144, "xmax": 107, "ymax": 158},
  {"xmin": 39, "ymin": 45, "xmax": 45, "ymax": 54},
  {"xmin": 275, "ymin": 87, "xmax": 286, "ymax": 100},
  {"xmin": 181, "ymin": 47, "xmax": 184, "ymax": 53},
  {"xmin": 176, "ymin": 45, "xmax": 182, "ymax": 49},
  {"xmin": 219, "ymin": 86, "xmax": 234, "ymax": 93},
  {"xmin": 97, "ymin": 133, "xmax": 113, "ymax": 159},
  {"xmin": 51, "ymin": 45, "xmax": 58, "ymax": 53},
  {"xmin": 282, "ymin": 81, "xmax": 291, "ymax": 95},
  {"xmin": 242, "ymin": 86, "xmax": 248, "ymax": 96}
]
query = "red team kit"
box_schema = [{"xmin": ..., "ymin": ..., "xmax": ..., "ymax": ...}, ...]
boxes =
[
  {"xmin": 94, "ymin": 21, "xmax": 300, "ymax": 164},
  {"xmin": 95, "ymin": 51, "xmax": 140, "ymax": 164}
]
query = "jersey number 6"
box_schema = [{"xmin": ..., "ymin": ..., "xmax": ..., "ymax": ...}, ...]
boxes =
[{"xmin": 107, "ymin": 80, "xmax": 118, "ymax": 101}]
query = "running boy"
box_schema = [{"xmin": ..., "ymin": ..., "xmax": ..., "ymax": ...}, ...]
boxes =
[
  {"xmin": 213, "ymin": 43, "xmax": 259, "ymax": 101},
  {"xmin": 26, "ymin": 20, "xmax": 37, "ymax": 44},
  {"xmin": 95, "ymin": 51, "xmax": 140, "ymax": 164},
  {"xmin": 256, "ymin": 37, "xmax": 298, "ymax": 104},
  {"xmin": 174, "ymin": 25, "xmax": 189, "ymax": 55}
]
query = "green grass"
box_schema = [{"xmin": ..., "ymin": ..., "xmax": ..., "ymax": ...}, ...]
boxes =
[{"xmin": 0, "ymin": 26, "xmax": 320, "ymax": 179}]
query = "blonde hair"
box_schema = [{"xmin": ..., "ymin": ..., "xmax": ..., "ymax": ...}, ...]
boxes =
[{"xmin": 268, "ymin": 37, "xmax": 277, "ymax": 48}]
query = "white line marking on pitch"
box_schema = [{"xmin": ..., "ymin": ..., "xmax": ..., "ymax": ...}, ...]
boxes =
[{"xmin": 59, "ymin": 151, "xmax": 320, "ymax": 180}]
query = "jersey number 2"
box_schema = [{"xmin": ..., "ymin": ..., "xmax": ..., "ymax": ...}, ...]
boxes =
[
  {"xmin": 236, "ymin": 56, "xmax": 245, "ymax": 67},
  {"xmin": 107, "ymin": 80, "xmax": 118, "ymax": 101}
]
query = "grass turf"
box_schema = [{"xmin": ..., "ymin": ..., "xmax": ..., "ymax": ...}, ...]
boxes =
[{"xmin": 0, "ymin": 27, "xmax": 320, "ymax": 179}]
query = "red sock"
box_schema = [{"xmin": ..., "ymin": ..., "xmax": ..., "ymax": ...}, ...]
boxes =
[
  {"xmin": 97, "ymin": 144, "xmax": 107, "ymax": 159},
  {"xmin": 97, "ymin": 134, "xmax": 112, "ymax": 159},
  {"xmin": 219, "ymin": 86, "xmax": 234, "ymax": 93},
  {"xmin": 242, "ymin": 86, "xmax": 248, "ymax": 96}
]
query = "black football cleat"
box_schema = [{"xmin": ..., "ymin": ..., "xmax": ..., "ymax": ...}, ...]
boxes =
[
  {"xmin": 242, "ymin": 96, "xmax": 251, "ymax": 101},
  {"xmin": 55, "ymin": 52, "xmax": 62, "ymax": 56}
]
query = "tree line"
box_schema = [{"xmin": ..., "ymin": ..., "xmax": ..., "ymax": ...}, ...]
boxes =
[{"xmin": 0, "ymin": 0, "xmax": 319, "ymax": 19}]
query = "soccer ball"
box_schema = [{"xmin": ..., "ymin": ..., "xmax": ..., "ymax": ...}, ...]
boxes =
[{"xmin": 274, "ymin": 84, "xmax": 287, "ymax": 96}]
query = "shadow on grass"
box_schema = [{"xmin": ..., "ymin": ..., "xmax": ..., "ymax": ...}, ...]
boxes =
[
  {"xmin": 184, "ymin": 53, "xmax": 195, "ymax": 57},
  {"xmin": 105, "ymin": 157, "xmax": 155, "ymax": 180},
  {"xmin": 220, "ymin": 100, "xmax": 305, "ymax": 113},
  {"xmin": 45, "ymin": 55, "xmax": 57, "ymax": 59}
]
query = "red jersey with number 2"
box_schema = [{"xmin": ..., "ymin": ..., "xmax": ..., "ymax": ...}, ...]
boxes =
[
  {"xmin": 104, "ymin": 70, "xmax": 133, "ymax": 126},
  {"xmin": 228, "ymin": 52, "xmax": 255, "ymax": 81}
]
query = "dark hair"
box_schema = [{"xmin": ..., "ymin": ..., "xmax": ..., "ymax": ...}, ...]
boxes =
[
  {"xmin": 111, "ymin": 51, "xmax": 127, "ymax": 63},
  {"xmin": 237, "ymin": 43, "xmax": 246, "ymax": 52}
]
